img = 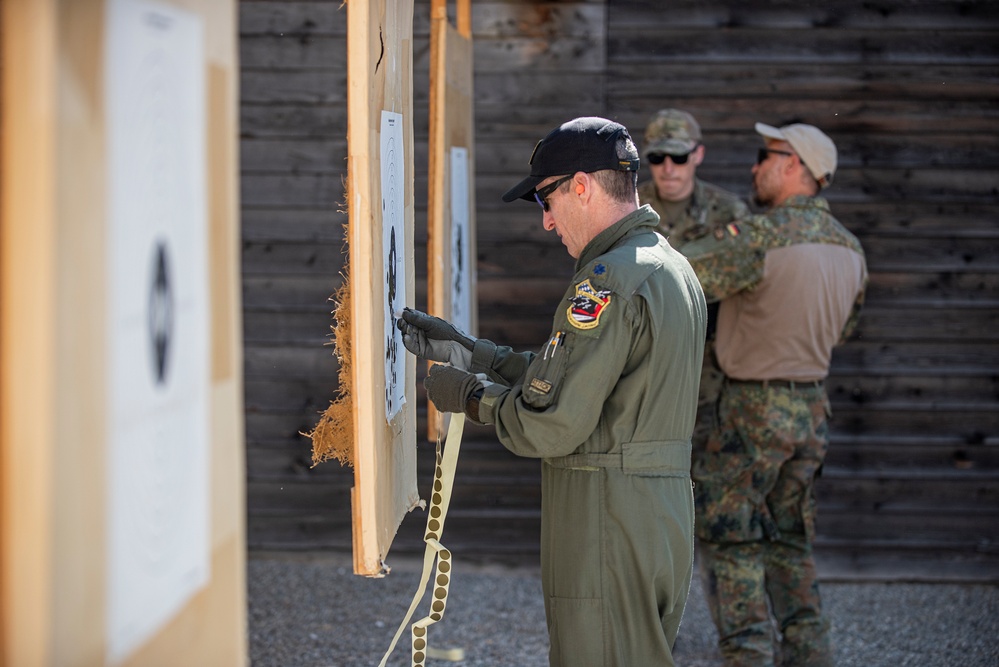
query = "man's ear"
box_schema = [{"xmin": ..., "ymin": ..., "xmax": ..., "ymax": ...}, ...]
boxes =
[
  {"xmin": 692, "ymin": 144, "xmax": 706, "ymax": 168},
  {"xmin": 784, "ymin": 152, "xmax": 800, "ymax": 176}
]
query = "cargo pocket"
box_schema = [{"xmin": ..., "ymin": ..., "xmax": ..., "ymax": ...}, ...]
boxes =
[
  {"xmin": 522, "ymin": 330, "xmax": 572, "ymax": 410},
  {"xmin": 549, "ymin": 596, "xmax": 604, "ymax": 667},
  {"xmin": 693, "ymin": 463, "xmax": 760, "ymax": 543},
  {"xmin": 767, "ymin": 484, "xmax": 817, "ymax": 545},
  {"xmin": 768, "ymin": 459, "xmax": 820, "ymax": 545}
]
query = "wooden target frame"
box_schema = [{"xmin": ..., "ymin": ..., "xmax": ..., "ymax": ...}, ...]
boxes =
[
  {"xmin": 1, "ymin": 0, "xmax": 246, "ymax": 662},
  {"xmin": 347, "ymin": 0, "xmax": 420, "ymax": 576},
  {"xmin": 427, "ymin": 0, "xmax": 477, "ymax": 440}
]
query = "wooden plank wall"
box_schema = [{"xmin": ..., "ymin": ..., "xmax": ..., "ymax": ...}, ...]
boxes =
[
  {"xmin": 240, "ymin": 0, "xmax": 999, "ymax": 578},
  {"xmin": 605, "ymin": 1, "xmax": 999, "ymax": 578}
]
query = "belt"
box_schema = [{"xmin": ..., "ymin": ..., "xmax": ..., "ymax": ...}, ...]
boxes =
[
  {"xmin": 546, "ymin": 440, "xmax": 691, "ymax": 475},
  {"xmin": 727, "ymin": 378, "xmax": 824, "ymax": 391}
]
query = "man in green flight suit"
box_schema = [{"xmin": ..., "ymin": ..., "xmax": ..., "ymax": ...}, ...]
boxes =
[
  {"xmin": 397, "ymin": 116, "xmax": 707, "ymax": 666},
  {"xmin": 681, "ymin": 122, "xmax": 868, "ymax": 666},
  {"xmin": 638, "ymin": 108, "xmax": 751, "ymax": 458}
]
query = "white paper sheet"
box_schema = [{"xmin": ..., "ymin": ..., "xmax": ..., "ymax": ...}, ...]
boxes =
[
  {"xmin": 104, "ymin": 0, "xmax": 209, "ymax": 662},
  {"xmin": 449, "ymin": 147, "xmax": 472, "ymax": 335},
  {"xmin": 381, "ymin": 111, "xmax": 407, "ymax": 420}
]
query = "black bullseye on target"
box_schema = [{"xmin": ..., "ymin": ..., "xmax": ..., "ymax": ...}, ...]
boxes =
[{"xmin": 148, "ymin": 240, "xmax": 174, "ymax": 386}]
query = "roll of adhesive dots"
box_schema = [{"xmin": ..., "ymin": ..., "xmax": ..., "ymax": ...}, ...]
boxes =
[{"xmin": 379, "ymin": 414, "xmax": 466, "ymax": 667}]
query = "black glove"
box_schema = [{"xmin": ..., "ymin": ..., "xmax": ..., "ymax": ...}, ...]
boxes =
[
  {"xmin": 397, "ymin": 308, "xmax": 475, "ymax": 370},
  {"xmin": 424, "ymin": 364, "xmax": 483, "ymax": 414}
]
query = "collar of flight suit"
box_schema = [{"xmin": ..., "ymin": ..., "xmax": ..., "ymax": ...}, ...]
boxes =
[{"xmin": 575, "ymin": 204, "xmax": 660, "ymax": 273}]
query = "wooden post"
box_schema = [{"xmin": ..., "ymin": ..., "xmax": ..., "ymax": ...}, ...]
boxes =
[
  {"xmin": 0, "ymin": 0, "xmax": 246, "ymax": 663},
  {"xmin": 427, "ymin": 0, "xmax": 477, "ymax": 440},
  {"xmin": 346, "ymin": 0, "xmax": 420, "ymax": 576}
]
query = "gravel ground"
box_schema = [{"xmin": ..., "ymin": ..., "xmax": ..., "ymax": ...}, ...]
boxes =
[{"xmin": 248, "ymin": 551, "xmax": 999, "ymax": 667}]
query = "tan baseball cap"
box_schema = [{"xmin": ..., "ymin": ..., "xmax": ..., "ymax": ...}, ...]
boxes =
[
  {"xmin": 755, "ymin": 122, "xmax": 837, "ymax": 188},
  {"xmin": 644, "ymin": 109, "xmax": 701, "ymax": 156}
]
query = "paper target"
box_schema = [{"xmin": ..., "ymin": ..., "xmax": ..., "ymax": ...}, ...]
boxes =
[
  {"xmin": 448, "ymin": 146, "xmax": 472, "ymax": 335},
  {"xmin": 105, "ymin": 0, "xmax": 209, "ymax": 661},
  {"xmin": 381, "ymin": 111, "xmax": 408, "ymax": 420}
]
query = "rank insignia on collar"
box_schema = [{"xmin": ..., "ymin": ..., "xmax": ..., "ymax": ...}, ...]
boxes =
[{"xmin": 567, "ymin": 279, "xmax": 612, "ymax": 330}]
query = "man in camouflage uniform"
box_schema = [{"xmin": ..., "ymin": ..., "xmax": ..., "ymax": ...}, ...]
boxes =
[
  {"xmin": 398, "ymin": 117, "xmax": 707, "ymax": 666},
  {"xmin": 638, "ymin": 109, "xmax": 750, "ymax": 248},
  {"xmin": 681, "ymin": 122, "xmax": 867, "ymax": 667},
  {"xmin": 638, "ymin": 109, "xmax": 751, "ymax": 463}
]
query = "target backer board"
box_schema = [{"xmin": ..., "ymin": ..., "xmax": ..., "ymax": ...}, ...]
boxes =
[
  {"xmin": 427, "ymin": 0, "xmax": 477, "ymax": 441},
  {"xmin": 1, "ymin": 0, "xmax": 245, "ymax": 664},
  {"xmin": 347, "ymin": 0, "xmax": 420, "ymax": 576}
]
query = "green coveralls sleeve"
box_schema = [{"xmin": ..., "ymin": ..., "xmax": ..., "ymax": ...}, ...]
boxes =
[{"xmin": 477, "ymin": 286, "xmax": 640, "ymax": 459}]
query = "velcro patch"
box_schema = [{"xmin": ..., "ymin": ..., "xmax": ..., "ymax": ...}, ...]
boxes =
[
  {"xmin": 567, "ymin": 279, "xmax": 612, "ymax": 330},
  {"xmin": 529, "ymin": 378, "xmax": 553, "ymax": 394}
]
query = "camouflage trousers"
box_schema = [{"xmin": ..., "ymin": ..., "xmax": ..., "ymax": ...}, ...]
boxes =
[
  {"xmin": 692, "ymin": 380, "xmax": 833, "ymax": 667},
  {"xmin": 692, "ymin": 341, "xmax": 725, "ymax": 452}
]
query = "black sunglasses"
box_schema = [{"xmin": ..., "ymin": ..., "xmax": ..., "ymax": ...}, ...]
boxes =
[
  {"xmin": 757, "ymin": 147, "xmax": 794, "ymax": 164},
  {"xmin": 533, "ymin": 175, "xmax": 574, "ymax": 212},
  {"xmin": 647, "ymin": 149, "xmax": 696, "ymax": 166}
]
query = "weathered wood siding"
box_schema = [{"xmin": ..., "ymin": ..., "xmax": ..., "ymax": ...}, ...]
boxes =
[{"xmin": 240, "ymin": 0, "xmax": 999, "ymax": 578}]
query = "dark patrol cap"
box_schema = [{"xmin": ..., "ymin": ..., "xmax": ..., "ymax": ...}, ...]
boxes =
[{"xmin": 502, "ymin": 116, "xmax": 640, "ymax": 203}]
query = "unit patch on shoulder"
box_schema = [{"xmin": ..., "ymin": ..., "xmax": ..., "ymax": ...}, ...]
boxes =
[{"xmin": 567, "ymin": 279, "xmax": 612, "ymax": 330}]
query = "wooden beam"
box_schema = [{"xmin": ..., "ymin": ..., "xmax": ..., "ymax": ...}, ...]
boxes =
[
  {"xmin": 427, "ymin": 0, "xmax": 476, "ymax": 440},
  {"xmin": 347, "ymin": 0, "xmax": 420, "ymax": 576}
]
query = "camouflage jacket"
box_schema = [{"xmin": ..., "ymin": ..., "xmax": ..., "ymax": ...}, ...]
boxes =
[
  {"xmin": 637, "ymin": 177, "xmax": 750, "ymax": 249},
  {"xmin": 681, "ymin": 196, "xmax": 868, "ymax": 377}
]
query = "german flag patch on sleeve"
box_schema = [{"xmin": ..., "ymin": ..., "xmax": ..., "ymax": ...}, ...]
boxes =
[{"xmin": 714, "ymin": 223, "xmax": 742, "ymax": 240}]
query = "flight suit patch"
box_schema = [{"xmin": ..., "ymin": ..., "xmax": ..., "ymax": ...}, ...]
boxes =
[
  {"xmin": 567, "ymin": 279, "xmax": 612, "ymax": 330},
  {"xmin": 529, "ymin": 378, "xmax": 553, "ymax": 394}
]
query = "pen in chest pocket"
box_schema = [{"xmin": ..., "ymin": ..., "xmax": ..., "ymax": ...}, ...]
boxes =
[{"xmin": 543, "ymin": 331, "xmax": 564, "ymax": 360}]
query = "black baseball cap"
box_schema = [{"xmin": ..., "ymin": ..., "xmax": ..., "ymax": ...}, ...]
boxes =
[{"xmin": 502, "ymin": 116, "xmax": 640, "ymax": 203}]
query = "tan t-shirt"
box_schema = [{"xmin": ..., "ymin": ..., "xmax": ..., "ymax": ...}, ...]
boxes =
[
  {"xmin": 681, "ymin": 195, "xmax": 868, "ymax": 382},
  {"xmin": 716, "ymin": 243, "xmax": 866, "ymax": 381}
]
